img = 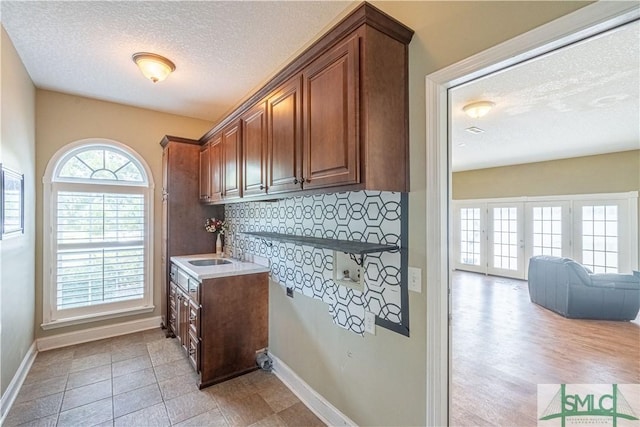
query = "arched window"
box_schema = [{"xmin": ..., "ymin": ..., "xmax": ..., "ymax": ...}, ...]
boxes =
[{"xmin": 42, "ymin": 139, "xmax": 154, "ymax": 328}]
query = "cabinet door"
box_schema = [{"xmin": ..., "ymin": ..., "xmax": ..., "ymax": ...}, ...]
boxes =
[
  {"xmin": 173, "ymin": 287, "xmax": 186, "ymax": 347},
  {"xmin": 302, "ymin": 34, "xmax": 360, "ymax": 189},
  {"xmin": 187, "ymin": 332, "xmax": 199, "ymax": 370},
  {"xmin": 222, "ymin": 120, "xmax": 242, "ymax": 200},
  {"xmin": 242, "ymin": 102, "xmax": 267, "ymax": 197},
  {"xmin": 179, "ymin": 289, "xmax": 190, "ymax": 352},
  {"xmin": 267, "ymin": 75, "xmax": 303, "ymax": 194},
  {"xmin": 188, "ymin": 299, "xmax": 200, "ymax": 337},
  {"xmin": 199, "ymin": 143, "xmax": 211, "ymax": 202},
  {"xmin": 169, "ymin": 283, "xmax": 177, "ymax": 336},
  {"xmin": 208, "ymin": 134, "xmax": 223, "ymax": 202},
  {"xmin": 161, "ymin": 149, "xmax": 168, "ymax": 328}
]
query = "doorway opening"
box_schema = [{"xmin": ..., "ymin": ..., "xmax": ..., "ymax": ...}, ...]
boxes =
[{"xmin": 424, "ymin": 3, "xmax": 639, "ymax": 425}]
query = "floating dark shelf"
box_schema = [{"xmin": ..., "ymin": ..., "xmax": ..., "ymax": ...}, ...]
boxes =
[{"xmin": 241, "ymin": 231, "xmax": 398, "ymax": 255}]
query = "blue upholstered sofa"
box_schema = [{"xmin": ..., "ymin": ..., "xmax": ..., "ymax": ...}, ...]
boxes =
[{"xmin": 527, "ymin": 255, "xmax": 640, "ymax": 321}]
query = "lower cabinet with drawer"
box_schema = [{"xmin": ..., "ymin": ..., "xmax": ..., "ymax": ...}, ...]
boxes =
[{"xmin": 169, "ymin": 263, "xmax": 269, "ymax": 388}]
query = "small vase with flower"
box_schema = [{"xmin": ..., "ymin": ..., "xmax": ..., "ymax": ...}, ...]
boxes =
[{"xmin": 205, "ymin": 218, "xmax": 227, "ymax": 254}]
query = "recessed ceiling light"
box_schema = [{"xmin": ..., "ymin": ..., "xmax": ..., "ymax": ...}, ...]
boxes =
[
  {"xmin": 463, "ymin": 101, "xmax": 495, "ymax": 118},
  {"xmin": 465, "ymin": 126, "xmax": 485, "ymax": 134}
]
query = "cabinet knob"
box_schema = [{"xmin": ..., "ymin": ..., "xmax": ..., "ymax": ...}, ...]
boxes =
[
  {"xmin": 293, "ymin": 178, "xmax": 298, "ymax": 184},
  {"xmin": 300, "ymin": 178, "xmax": 306, "ymax": 184},
  {"xmin": 259, "ymin": 185, "xmax": 265, "ymax": 190}
]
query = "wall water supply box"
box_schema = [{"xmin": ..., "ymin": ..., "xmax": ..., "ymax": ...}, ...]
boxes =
[{"xmin": 333, "ymin": 251, "xmax": 365, "ymax": 292}]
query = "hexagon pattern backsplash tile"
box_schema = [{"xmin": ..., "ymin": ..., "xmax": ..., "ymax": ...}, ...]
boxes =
[{"xmin": 225, "ymin": 191, "xmax": 405, "ymax": 335}]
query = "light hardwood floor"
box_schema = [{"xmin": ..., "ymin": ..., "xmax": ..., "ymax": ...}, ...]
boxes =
[{"xmin": 451, "ymin": 271, "xmax": 640, "ymax": 426}]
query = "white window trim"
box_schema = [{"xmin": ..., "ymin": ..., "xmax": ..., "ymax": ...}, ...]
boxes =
[{"xmin": 42, "ymin": 138, "xmax": 155, "ymax": 329}]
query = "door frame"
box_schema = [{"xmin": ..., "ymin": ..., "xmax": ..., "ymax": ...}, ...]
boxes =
[{"xmin": 424, "ymin": 3, "xmax": 639, "ymax": 425}]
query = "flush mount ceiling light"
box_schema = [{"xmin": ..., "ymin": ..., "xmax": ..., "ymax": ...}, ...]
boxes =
[
  {"xmin": 132, "ymin": 52, "xmax": 176, "ymax": 83},
  {"xmin": 463, "ymin": 101, "xmax": 495, "ymax": 119}
]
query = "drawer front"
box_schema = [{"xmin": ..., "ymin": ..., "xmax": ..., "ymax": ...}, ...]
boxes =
[
  {"xmin": 170, "ymin": 264, "xmax": 178, "ymax": 283},
  {"xmin": 177, "ymin": 269, "xmax": 189, "ymax": 292},
  {"xmin": 187, "ymin": 332, "xmax": 199, "ymax": 370},
  {"xmin": 188, "ymin": 301, "xmax": 200, "ymax": 337},
  {"xmin": 188, "ymin": 277, "xmax": 199, "ymax": 304}
]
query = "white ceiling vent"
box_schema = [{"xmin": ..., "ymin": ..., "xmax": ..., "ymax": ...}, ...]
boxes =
[{"xmin": 465, "ymin": 127, "xmax": 485, "ymax": 135}]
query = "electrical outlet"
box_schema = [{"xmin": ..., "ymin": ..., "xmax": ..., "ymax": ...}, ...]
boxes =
[
  {"xmin": 286, "ymin": 287, "xmax": 294, "ymax": 298},
  {"xmin": 408, "ymin": 267, "xmax": 422, "ymax": 293},
  {"xmin": 364, "ymin": 311, "xmax": 376, "ymax": 335}
]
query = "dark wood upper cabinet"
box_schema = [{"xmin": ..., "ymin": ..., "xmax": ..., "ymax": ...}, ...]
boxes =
[
  {"xmin": 222, "ymin": 120, "xmax": 242, "ymax": 200},
  {"xmin": 302, "ymin": 34, "xmax": 359, "ymax": 190},
  {"xmin": 241, "ymin": 102, "xmax": 267, "ymax": 197},
  {"xmin": 209, "ymin": 134, "xmax": 223, "ymax": 202},
  {"xmin": 267, "ymin": 75, "xmax": 303, "ymax": 194},
  {"xmin": 196, "ymin": 2, "xmax": 413, "ymax": 202},
  {"xmin": 198, "ymin": 143, "xmax": 210, "ymax": 202},
  {"xmin": 199, "ymin": 136, "xmax": 223, "ymax": 204}
]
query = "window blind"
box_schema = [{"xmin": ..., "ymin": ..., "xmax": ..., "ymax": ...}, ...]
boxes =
[{"xmin": 56, "ymin": 191, "xmax": 145, "ymax": 310}]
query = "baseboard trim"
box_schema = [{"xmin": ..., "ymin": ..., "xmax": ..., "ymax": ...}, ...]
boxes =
[
  {"xmin": 36, "ymin": 316, "xmax": 163, "ymax": 351},
  {"xmin": 0, "ymin": 342, "xmax": 37, "ymax": 423},
  {"xmin": 269, "ymin": 353, "xmax": 357, "ymax": 427}
]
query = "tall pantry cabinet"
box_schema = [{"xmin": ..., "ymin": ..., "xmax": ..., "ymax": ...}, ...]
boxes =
[{"xmin": 160, "ymin": 136, "xmax": 224, "ymax": 334}]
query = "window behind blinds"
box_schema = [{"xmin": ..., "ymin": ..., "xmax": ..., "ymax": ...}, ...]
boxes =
[{"xmin": 56, "ymin": 191, "xmax": 145, "ymax": 310}]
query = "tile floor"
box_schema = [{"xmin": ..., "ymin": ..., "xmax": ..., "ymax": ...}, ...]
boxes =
[{"xmin": 5, "ymin": 328, "xmax": 325, "ymax": 427}]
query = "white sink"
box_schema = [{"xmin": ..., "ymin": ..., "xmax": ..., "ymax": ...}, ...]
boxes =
[{"xmin": 171, "ymin": 253, "xmax": 270, "ymax": 280}]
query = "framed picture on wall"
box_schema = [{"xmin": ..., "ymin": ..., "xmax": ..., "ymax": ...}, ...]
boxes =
[{"xmin": 0, "ymin": 164, "xmax": 25, "ymax": 239}]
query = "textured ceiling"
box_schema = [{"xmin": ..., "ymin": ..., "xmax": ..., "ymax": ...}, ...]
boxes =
[
  {"xmin": 451, "ymin": 20, "xmax": 640, "ymax": 172},
  {"xmin": 3, "ymin": 2, "xmax": 638, "ymax": 171},
  {"xmin": 1, "ymin": 1, "xmax": 353, "ymax": 122}
]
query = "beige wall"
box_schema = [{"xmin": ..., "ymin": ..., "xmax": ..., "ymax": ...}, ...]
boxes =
[
  {"xmin": 266, "ymin": 1, "xmax": 592, "ymax": 426},
  {"xmin": 35, "ymin": 90, "xmax": 213, "ymax": 339},
  {"xmin": 1, "ymin": 27, "xmax": 37, "ymax": 397},
  {"xmin": 453, "ymin": 150, "xmax": 640, "ymax": 199},
  {"xmin": 2, "ymin": 0, "xmax": 600, "ymax": 423}
]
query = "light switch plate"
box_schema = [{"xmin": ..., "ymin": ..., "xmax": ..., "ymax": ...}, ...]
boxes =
[
  {"xmin": 408, "ymin": 267, "xmax": 422, "ymax": 293},
  {"xmin": 364, "ymin": 311, "xmax": 376, "ymax": 335}
]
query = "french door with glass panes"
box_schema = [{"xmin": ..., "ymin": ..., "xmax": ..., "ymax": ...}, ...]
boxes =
[
  {"xmin": 573, "ymin": 200, "xmax": 630, "ymax": 273},
  {"xmin": 453, "ymin": 205, "xmax": 486, "ymax": 273},
  {"xmin": 524, "ymin": 201, "xmax": 571, "ymax": 259},
  {"xmin": 453, "ymin": 193, "xmax": 637, "ymax": 279},
  {"xmin": 487, "ymin": 203, "xmax": 525, "ymax": 279}
]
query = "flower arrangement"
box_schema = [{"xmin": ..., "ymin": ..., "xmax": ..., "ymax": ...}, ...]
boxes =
[{"xmin": 205, "ymin": 218, "xmax": 227, "ymax": 234}]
